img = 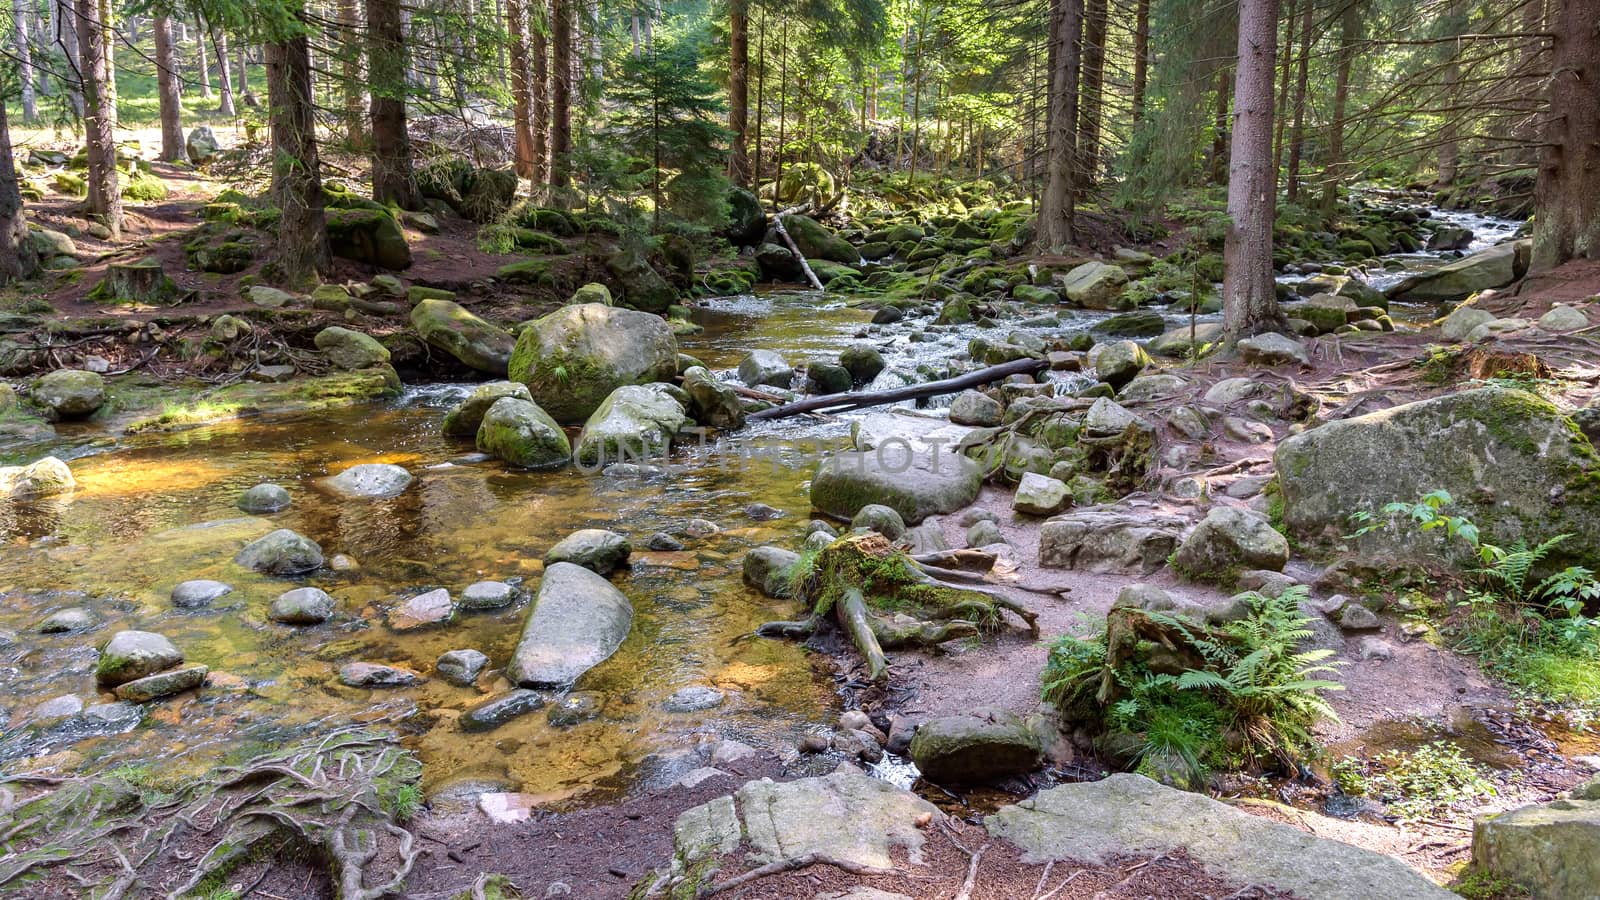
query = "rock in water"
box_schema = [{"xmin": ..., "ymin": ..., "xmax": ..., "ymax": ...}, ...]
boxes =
[
  {"xmin": 338, "ymin": 662, "xmax": 424, "ymax": 687},
  {"xmin": 1172, "ymin": 506, "xmax": 1290, "ymax": 577},
  {"xmin": 1095, "ymin": 340, "xmax": 1151, "ymax": 389},
  {"xmin": 743, "ymin": 546, "xmax": 800, "ymax": 599},
  {"xmin": 476, "ymin": 397, "xmax": 571, "ymax": 469},
  {"xmin": 410, "ymin": 298, "xmax": 517, "ymax": 375},
  {"xmin": 908, "ymin": 710, "xmax": 1044, "ymax": 783},
  {"xmin": 506, "ymin": 562, "xmax": 634, "ymax": 688},
  {"xmin": 389, "ymin": 588, "xmax": 455, "ymax": 630},
  {"xmin": 1389, "ymin": 240, "xmax": 1529, "ymax": 303},
  {"xmin": 324, "ymin": 463, "xmax": 413, "ymax": 499},
  {"xmin": 236, "ymin": 529, "xmax": 324, "ymax": 575},
  {"xmin": 460, "ymin": 689, "xmax": 547, "ymax": 731},
  {"xmin": 95, "ymin": 631, "xmax": 183, "ymax": 687},
  {"xmin": 269, "ymin": 587, "xmax": 336, "ymax": 624},
  {"xmin": 32, "ymin": 369, "xmax": 106, "ymax": 418},
  {"xmin": 573, "ymin": 385, "xmax": 690, "ymax": 468},
  {"xmin": 1276, "ymin": 386, "xmax": 1600, "ymax": 565},
  {"xmin": 1057, "ymin": 261, "xmax": 1130, "ymax": 309},
  {"xmin": 544, "ymin": 528, "xmax": 632, "ymax": 574},
  {"xmin": 114, "ymin": 665, "xmax": 208, "ymax": 702},
  {"xmin": 508, "ymin": 303, "xmax": 679, "ymax": 424},
  {"xmin": 680, "ymin": 366, "xmax": 745, "ymax": 428},
  {"xmin": 0, "ymin": 456, "xmax": 75, "ymax": 499},
  {"xmin": 810, "ymin": 449, "xmax": 984, "ymax": 525},
  {"xmin": 988, "ymin": 774, "xmax": 1456, "ymax": 898},
  {"xmin": 436, "ymin": 649, "xmax": 489, "ymax": 685},
  {"xmin": 443, "ymin": 381, "xmax": 534, "ymax": 437},
  {"xmin": 737, "ymin": 350, "xmax": 795, "ymax": 389},
  {"xmin": 237, "ymin": 483, "xmax": 291, "ymax": 514},
  {"xmin": 171, "ymin": 580, "xmax": 233, "ymax": 609},
  {"xmin": 460, "ymin": 581, "xmax": 518, "ymax": 610},
  {"xmin": 949, "ymin": 390, "xmax": 1003, "ymax": 426}
]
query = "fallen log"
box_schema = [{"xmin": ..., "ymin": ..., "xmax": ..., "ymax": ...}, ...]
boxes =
[
  {"xmin": 747, "ymin": 356, "xmax": 1049, "ymax": 421},
  {"xmin": 773, "ymin": 209, "xmax": 826, "ymax": 292}
]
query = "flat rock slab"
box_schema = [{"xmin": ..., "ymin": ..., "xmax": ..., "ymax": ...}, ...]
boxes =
[
  {"xmin": 506, "ymin": 562, "xmax": 633, "ymax": 688},
  {"xmin": 113, "ymin": 665, "xmax": 209, "ymax": 702},
  {"xmin": 810, "ymin": 448, "xmax": 983, "ymax": 525},
  {"xmin": 673, "ymin": 773, "xmax": 942, "ymax": 870},
  {"xmin": 389, "ymin": 588, "xmax": 454, "ymax": 631},
  {"xmin": 850, "ymin": 410, "xmax": 976, "ymax": 456},
  {"xmin": 986, "ymin": 774, "xmax": 1455, "ymax": 899},
  {"xmin": 323, "ymin": 463, "xmax": 413, "ymax": 499}
]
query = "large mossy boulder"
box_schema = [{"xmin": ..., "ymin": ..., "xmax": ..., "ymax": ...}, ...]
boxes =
[
  {"xmin": 476, "ymin": 397, "xmax": 570, "ymax": 469},
  {"xmin": 314, "ymin": 326, "xmax": 390, "ymax": 370},
  {"xmin": 508, "ymin": 303, "xmax": 679, "ymax": 424},
  {"xmin": 778, "ymin": 214, "xmax": 858, "ymax": 264},
  {"xmin": 0, "ymin": 456, "xmax": 76, "ymax": 500},
  {"xmin": 574, "ymin": 385, "xmax": 690, "ymax": 468},
  {"xmin": 723, "ymin": 186, "xmax": 767, "ymax": 247},
  {"xmin": 1057, "ymin": 261, "xmax": 1130, "ymax": 309},
  {"xmin": 410, "ymin": 298, "xmax": 517, "ymax": 375},
  {"xmin": 442, "ymin": 381, "xmax": 533, "ymax": 436},
  {"xmin": 326, "ymin": 208, "xmax": 412, "ymax": 270},
  {"xmin": 810, "ymin": 448, "xmax": 984, "ymax": 524},
  {"xmin": 506, "ymin": 561, "xmax": 633, "ymax": 688},
  {"xmin": 1277, "ymin": 386, "xmax": 1600, "ymax": 565},
  {"xmin": 1473, "ymin": 796, "xmax": 1600, "ymax": 899},
  {"xmin": 1172, "ymin": 507, "xmax": 1289, "ymax": 578},
  {"xmin": 95, "ymin": 630, "xmax": 182, "ymax": 687},
  {"xmin": 1388, "ymin": 240, "xmax": 1530, "ymax": 303},
  {"xmin": 32, "ymin": 369, "xmax": 105, "ymax": 418},
  {"xmin": 604, "ymin": 246, "xmax": 677, "ymax": 313},
  {"xmin": 909, "ymin": 710, "xmax": 1045, "ymax": 783}
]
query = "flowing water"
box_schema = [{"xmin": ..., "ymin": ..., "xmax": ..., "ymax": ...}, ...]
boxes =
[{"xmin": 0, "ymin": 203, "xmax": 1526, "ymax": 808}]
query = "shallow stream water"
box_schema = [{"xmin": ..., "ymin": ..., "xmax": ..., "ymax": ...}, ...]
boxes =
[{"xmin": 0, "ymin": 203, "xmax": 1525, "ymax": 808}]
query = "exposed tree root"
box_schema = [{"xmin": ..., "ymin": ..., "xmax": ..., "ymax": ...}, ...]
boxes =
[{"xmin": 696, "ymin": 853, "xmax": 897, "ymax": 898}]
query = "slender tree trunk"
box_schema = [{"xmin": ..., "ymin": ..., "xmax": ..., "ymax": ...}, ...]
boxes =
[
  {"xmin": 57, "ymin": 0, "xmax": 82, "ymax": 115},
  {"xmin": 266, "ymin": 36, "xmax": 330, "ymax": 287},
  {"xmin": 77, "ymin": 0, "xmax": 120, "ymax": 238},
  {"xmin": 775, "ymin": 17, "xmax": 786, "ymax": 210},
  {"xmin": 1222, "ymin": 0, "xmax": 1285, "ymax": 340},
  {"xmin": 549, "ymin": 0, "xmax": 572, "ymax": 188},
  {"xmin": 13, "ymin": 0, "xmax": 37, "ymax": 122},
  {"xmin": 1210, "ymin": 67, "xmax": 1231, "ymax": 185},
  {"xmin": 728, "ymin": 0, "xmax": 750, "ymax": 186},
  {"xmin": 1284, "ymin": 0, "xmax": 1312, "ymax": 202},
  {"xmin": 195, "ymin": 15, "xmax": 213, "ymax": 99},
  {"xmin": 1436, "ymin": 0, "xmax": 1466, "ymax": 186},
  {"xmin": 0, "ymin": 100, "xmax": 38, "ymax": 284},
  {"xmin": 366, "ymin": 0, "xmax": 419, "ymax": 207},
  {"xmin": 531, "ymin": 0, "xmax": 549, "ymax": 184},
  {"xmin": 100, "ymin": 0, "xmax": 115, "ymax": 109},
  {"xmin": 340, "ymin": 0, "xmax": 366, "ymax": 146},
  {"xmin": 1319, "ymin": 0, "xmax": 1358, "ymax": 215},
  {"xmin": 1132, "ymin": 0, "xmax": 1149, "ymax": 123},
  {"xmin": 155, "ymin": 16, "xmax": 185, "ymax": 162},
  {"xmin": 213, "ymin": 29, "xmax": 236, "ymax": 115},
  {"xmin": 1272, "ymin": 0, "xmax": 1295, "ymax": 178},
  {"xmin": 1077, "ymin": 0, "xmax": 1107, "ymax": 191},
  {"xmin": 239, "ymin": 42, "xmax": 255, "ymax": 105},
  {"xmin": 1038, "ymin": 0, "xmax": 1082, "ymax": 249},
  {"xmin": 507, "ymin": 0, "xmax": 537, "ymax": 178},
  {"xmin": 753, "ymin": 12, "xmax": 764, "ymax": 189},
  {"xmin": 1530, "ymin": 0, "xmax": 1600, "ymax": 272}
]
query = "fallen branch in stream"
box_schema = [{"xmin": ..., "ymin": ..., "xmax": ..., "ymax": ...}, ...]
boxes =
[
  {"xmin": 773, "ymin": 204, "xmax": 826, "ymax": 292},
  {"xmin": 748, "ymin": 357, "xmax": 1049, "ymax": 421}
]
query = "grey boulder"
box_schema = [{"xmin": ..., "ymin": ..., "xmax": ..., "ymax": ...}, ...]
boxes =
[{"xmin": 506, "ymin": 562, "xmax": 634, "ymax": 688}]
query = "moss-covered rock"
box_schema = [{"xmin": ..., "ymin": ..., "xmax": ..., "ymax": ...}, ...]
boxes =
[
  {"xmin": 574, "ymin": 384, "xmax": 690, "ymax": 467},
  {"xmin": 314, "ymin": 326, "xmax": 391, "ymax": 370},
  {"xmin": 410, "ymin": 298, "xmax": 516, "ymax": 375},
  {"xmin": 508, "ymin": 303, "xmax": 679, "ymax": 423},
  {"xmin": 778, "ymin": 214, "xmax": 858, "ymax": 264},
  {"xmin": 32, "ymin": 369, "xmax": 106, "ymax": 418},
  {"xmin": 326, "ymin": 208, "xmax": 412, "ymax": 270},
  {"xmin": 605, "ymin": 246, "xmax": 677, "ymax": 313},
  {"xmin": 476, "ymin": 396, "xmax": 571, "ymax": 468}
]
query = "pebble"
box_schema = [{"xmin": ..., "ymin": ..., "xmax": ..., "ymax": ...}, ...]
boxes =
[
  {"xmin": 460, "ymin": 581, "xmax": 517, "ymax": 610},
  {"xmin": 645, "ymin": 532, "xmax": 686, "ymax": 551},
  {"xmin": 171, "ymin": 580, "xmax": 233, "ymax": 609},
  {"xmin": 436, "ymin": 649, "xmax": 490, "ymax": 686},
  {"xmin": 1338, "ymin": 603, "xmax": 1381, "ymax": 632},
  {"xmin": 745, "ymin": 503, "xmax": 786, "ymax": 521}
]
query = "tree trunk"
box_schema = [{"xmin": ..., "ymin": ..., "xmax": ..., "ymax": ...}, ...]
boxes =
[
  {"xmin": 549, "ymin": 0, "xmax": 572, "ymax": 188},
  {"xmin": 753, "ymin": 12, "xmax": 764, "ymax": 188},
  {"xmin": 1284, "ymin": 0, "xmax": 1312, "ymax": 202},
  {"xmin": 77, "ymin": 0, "xmax": 121, "ymax": 238},
  {"xmin": 340, "ymin": 0, "xmax": 366, "ymax": 146},
  {"xmin": 728, "ymin": 0, "xmax": 750, "ymax": 186},
  {"xmin": 195, "ymin": 15, "xmax": 213, "ymax": 99},
  {"xmin": 1530, "ymin": 0, "xmax": 1600, "ymax": 272},
  {"xmin": 506, "ymin": 0, "xmax": 536, "ymax": 179},
  {"xmin": 155, "ymin": 16, "xmax": 185, "ymax": 162},
  {"xmin": 57, "ymin": 0, "xmax": 83, "ymax": 115},
  {"xmin": 1272, "ymin": 0, "xmax": 1295, "ymax": 178},
  {"xmin": 1210, "ymin": 67, "xmax": 1231, "ymax": 185},
  {"xmin": 1436, "ymin": 0, "xmax": 1466, "ymax": 187},
  {"xmin": 0, "ymin": 100, "xmax": 38, "ymax": 284},
  {"xmin": 1077, "ymin": 0, "xmax": 1107, "ymax": 191},
  {"xmin": 531, "ymin": 0, "xmax": 549, "ymax": 185},
  {"xmin": 366, "ymin": 0, "xmax": 420, "ymax": 208},
  {"xmin": 1221, "ymin": 0, "xmax": 1285, "ymax": 340},
  {"xmin": 1038, "ymin": 0, "xmax": 1082, "ymax": 249},
  {"xmin": 213, "ymin": 29, "xmax": 236, "ymax": 116},
  {"xmin": 1132, "ymin": 0, "xmax": 1149, "ymax": 123},
  {"xmin": 265, "ymin": 36, "xmax": 330, "ymax": 288},
  {"xmin": 1319, "ymin": 0, "xmax": 1358, "ymax": 215},
  {"xmin": 13, "ymin": 0, "xmax": 37, "ymax": 122}
]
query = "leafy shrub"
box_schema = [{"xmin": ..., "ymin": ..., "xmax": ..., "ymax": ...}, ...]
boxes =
[{"xmin": 1333, "ymin": 741, "xmax": 1496, "ymax": 822}]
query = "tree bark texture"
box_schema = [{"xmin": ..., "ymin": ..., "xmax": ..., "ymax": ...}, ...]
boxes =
[{"xmin": 1222, "ymin": 0, "xmax": 1286, "ymax": 340}]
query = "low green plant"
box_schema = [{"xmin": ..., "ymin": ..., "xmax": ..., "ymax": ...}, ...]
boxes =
[
  {"xmin": 1336, "ymin": 741, "xmax": 1497, "ymax": 822},
  {"xmin": 1353, "ymin": 492, "xmax": 1600, "ymax": 720},
  {"xmin": 1450, "ymin": 869, "xmax": 1531, "ymax": 900},
  {"xmin": 1043, "ymin": 587, "xmax": 1344, "ymax": 785}
]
